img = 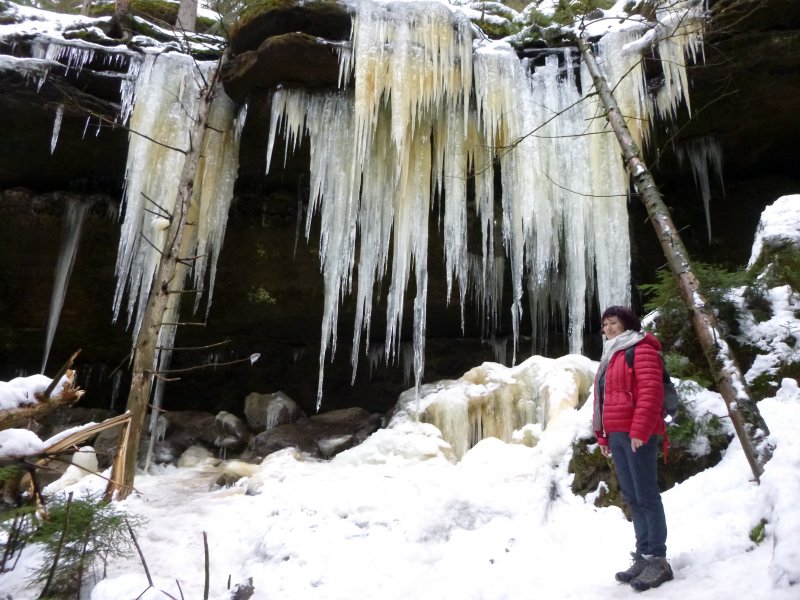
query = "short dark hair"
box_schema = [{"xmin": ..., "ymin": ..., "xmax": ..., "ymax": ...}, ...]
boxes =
[{"xmin": 601, "ymin": 305, "xmax": 641, "ymax": 332}]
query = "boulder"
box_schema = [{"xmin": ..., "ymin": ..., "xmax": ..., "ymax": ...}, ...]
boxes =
[
  {"xmin": 244, "ymin": 390, "xmax": 305, "ymax": 432},
  {"xmin": 248, "ymin": 407, "xmax": 383, "ymax": 460},
  {"xmin": 212, "ymin": 410, "xmax": 252, "ymax": 455}
]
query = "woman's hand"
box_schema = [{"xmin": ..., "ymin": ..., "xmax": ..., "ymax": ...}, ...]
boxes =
[
  {"xmin": 600, "ymin": 444, "xmax": 611, "ymax": 458},
  {"xmin": 631, "ymin": 437, "xmax": 644, "ymax": 452}
]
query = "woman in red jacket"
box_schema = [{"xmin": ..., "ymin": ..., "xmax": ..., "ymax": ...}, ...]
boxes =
[{"xmin": 592, "ymin": 306, "xmax": 672, "ymax": 591}]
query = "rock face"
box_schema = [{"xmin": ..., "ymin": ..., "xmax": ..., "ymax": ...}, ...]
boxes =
[{"xmin": 1, "ymin": 1, "xmax": 799, "ymax": 421}]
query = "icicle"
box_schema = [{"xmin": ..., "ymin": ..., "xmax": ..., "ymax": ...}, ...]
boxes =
[
  {"xmin": 43, "ymin": 43, "xmax": 95, "ymax": 76},
  {"xmin": 468, "ymin": 253, "xmax": 504, "ymax": 340},
  {"xmin": 367, "ymin": 343, "xmax": 383, "ymax": 378},
  {"xmin": 50, "ymin": 104, "xmax": 63, "ymax": 155},
  {"xmin": 675, "ymin": 135, "xmax": 724, "ymax": 241},
  {"xmin": 41, "ymin": 197, "xmax": 93, "ymax": 373},
  {"xmin": 490, "ymin": 336, "xmax": 508, "ymax": 366},
  {"xmin": 118, "ymin": 54, "xmax": 143, "ymax": 125},
  {"xmin": 192, "ymin": 92, "xmax": 245, "ymax": 317},
  {"xmin": 652, "ymin": 0, "xmax": 706, "ymax": 121},
  {"xmin": 110, "ymin": 369, "xmax": 123, "ymax": 411},
  {"xmin": 581, "ymin": 33, "xmax": 636, "ymax": 314},
  {"xmin": 473, "ymin": 42, "xmax": 533, "ymax": 365},
  {"xmin": 401, "ymin": 342, "xmax": 415, "ymax": 387}
]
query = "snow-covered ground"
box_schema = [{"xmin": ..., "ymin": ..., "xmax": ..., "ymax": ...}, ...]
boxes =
[{"xmin": 1, "ymin": 370, "xmax": 799, "ymax": 600}]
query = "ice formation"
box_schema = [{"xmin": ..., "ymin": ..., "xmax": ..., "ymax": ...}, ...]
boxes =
[
  {"xmin": 111, "ymin": 50, "xmax": 243, "ymax": 466},
  {"xmin": 49, "ymin": 103, "xmax": 63, "ymax": 154},
  {"xmin": 676, "ymin": 135, "xmax": 724, "ymax": 241},
  {"xmin": 41, "ymin": 196, "xmax": 93, "ymax": 373},
  {"xmin": 114, "ymin": 50, "xmax": 244, "ymax": 340},
  {"xmin": 265, "ymin": 1, "xmax": 703, "ymax": 408},
  {"xmin": 393, "ymin": 354, "xmax": 596, "ymax": 459}
]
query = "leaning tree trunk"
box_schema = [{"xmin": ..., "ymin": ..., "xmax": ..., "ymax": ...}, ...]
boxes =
[
  {"xmin": 175, "ymin": 0, "xmax": 198, "ymax": 33},
  {"xmin": 577, "ymin": 36, "xmax": 772, "ymax": 482},
  {"xmin": 104, "ymin": 70, "xmax": 218, "ymax": 501},
  {"xmin": 110, "ymin": 0, "xmax": 132, "ymax": 39}
]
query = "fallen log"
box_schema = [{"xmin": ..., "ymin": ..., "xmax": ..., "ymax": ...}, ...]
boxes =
[{"xmin": 0, "ymin": 350, "xmax": 83, "ymax": 430}]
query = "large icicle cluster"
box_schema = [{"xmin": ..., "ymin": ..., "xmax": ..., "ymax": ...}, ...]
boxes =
[
  {"xmin": 113, "ymin": 50, "xmax": 244, "ymax": 462},
  {"xmin": 114, "ymin": 51, "xmax": 244, "ymax": 342},
  {"xmin": 265, "ymin": 0, "xmax": 703, "ymax": 409}
]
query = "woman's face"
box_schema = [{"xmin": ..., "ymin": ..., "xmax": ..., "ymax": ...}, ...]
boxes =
[{"xmin": 602, "ymin": 315, "xmax": 625, "ymax": 340}]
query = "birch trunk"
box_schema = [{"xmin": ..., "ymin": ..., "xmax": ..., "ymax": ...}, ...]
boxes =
[
  {"xmin": 104, "ymin": 70, "xmax": 218, "ymax": 501},
  {"xmin": 578, "ymin": 36, "xmax": 772, "ymax": 482}
]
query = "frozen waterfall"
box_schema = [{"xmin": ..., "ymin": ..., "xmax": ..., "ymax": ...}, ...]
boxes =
[
  {"xmin": 265, "ymin": 0, "xmax": 703, "ymax": 408},
  {"xmin": 393, "ymin": 354, "xmax": 597, "ymax": 459},
  {"xmin": 267, "ymin": 2, "xmax": 699, "ymax": 408}
]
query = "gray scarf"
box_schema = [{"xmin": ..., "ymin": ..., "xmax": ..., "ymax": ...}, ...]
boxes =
[{"xmin": 592, "ymin": 329, "xmax": 646, "ymax": 434}]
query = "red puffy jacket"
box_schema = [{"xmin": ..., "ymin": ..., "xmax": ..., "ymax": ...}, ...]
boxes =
[{"xmin": 594, "ymin": 332, "xmax": 665, "ymax": 446}]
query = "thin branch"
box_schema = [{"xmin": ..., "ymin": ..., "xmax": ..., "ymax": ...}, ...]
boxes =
[
  {"xmin": 42, "ymin": 350, "xmax": 81, "ymax": 398},
  {"xmin": 203, "ymin": 532, "xmax": 210, "ymax": 600},
  {"xmin": 152, "ymin": 373, "xmax": 181, "ymax": 382},
  {"xmin": 108, "ymin": 352, "xmax": 133, "ymax": 379},
  {"xmin": 152, "ymin": 355, "xmax": 258, "ymax": 375},
  {"xmin": 126, "ymin": 518, "xmax": 153, "ymax": 586},
  {"xmin": 138, "ymin": 233, "xmax": 165, "ymax": 257},
  {"xmin": 543, "ymin": 172, "xmax": 630, "ymax": 199},
  {"xmin": 140, "ymin": 192, "xmax": 173, "ymax": 220},
  {"xmin": 157, "ymin": 340, "xmax": 231, "ymax": 352},
  {"xmin": 49, "ymin": 80, "xmax": 188, "ymax": 155}
]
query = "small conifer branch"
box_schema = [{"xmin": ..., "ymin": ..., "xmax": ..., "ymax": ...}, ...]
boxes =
[{"xmin": 40, "ymin": 491, "xmax": 73, "ymax": 597}]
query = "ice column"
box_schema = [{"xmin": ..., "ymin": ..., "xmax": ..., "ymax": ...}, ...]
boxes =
[
  {"xmin": 41, "ymin": 197, "xmax": 93, "ymax": 373},
  {"xmin": 581, "ymin": 31, "xmax": 643, "ymax": 314}
]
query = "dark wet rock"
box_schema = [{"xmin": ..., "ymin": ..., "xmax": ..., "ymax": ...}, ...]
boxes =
[
  {"xmin": 212, "ymin": 410, "xmax": 252, "ymax": 454},
  {"xmin": 228, "ymin": 0, "xmax": 351, "ymax": 55},
  {"xmin": 244, "ymin": 390, "xmax": 305, "ymax": 433},
  {"xmin": 221, "ymin": 32, "xmax": 345, "ymax": 103},
  {"xmin": 248, "ymin": 407, "xmax": 383, "ymax": 460}
]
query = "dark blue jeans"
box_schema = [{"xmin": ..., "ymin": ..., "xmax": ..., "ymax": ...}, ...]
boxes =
[{"xmin": 609, "ymin": 432, "xmax": 667, "ymax": 557}]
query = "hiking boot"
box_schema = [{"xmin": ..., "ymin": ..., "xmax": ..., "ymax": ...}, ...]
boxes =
[
  {"xmin": 630, "ymin": 556, "xmax": 673, "ymax": 591},
  {"xmin": 615, "ymin": 552, "xmax": 648, "ymax": 583}
]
